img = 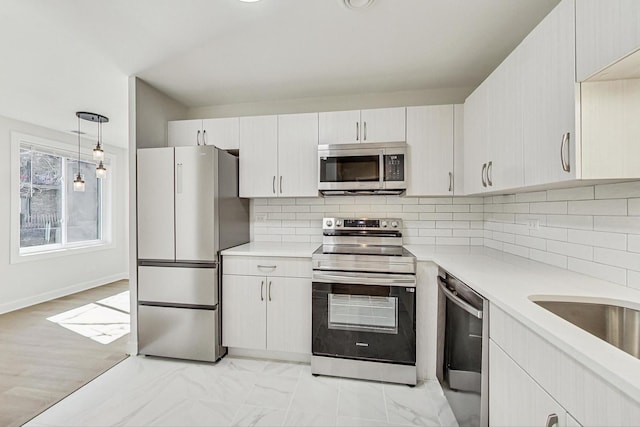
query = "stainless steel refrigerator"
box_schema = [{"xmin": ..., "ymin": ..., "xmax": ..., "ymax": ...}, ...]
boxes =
[{"xmin": 136, "ymin": 146, "xmax": 249, "ymax": 362}]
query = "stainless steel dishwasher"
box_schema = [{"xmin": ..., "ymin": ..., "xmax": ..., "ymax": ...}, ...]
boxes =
[{"xmin": 436, "ymin": 268, "xmax": 488, "ymax": 427}]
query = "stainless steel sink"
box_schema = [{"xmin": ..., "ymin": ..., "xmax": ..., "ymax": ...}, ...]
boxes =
[{"xmin": 532, "ymin": 299, "xmax": 640, "ymax": 359}]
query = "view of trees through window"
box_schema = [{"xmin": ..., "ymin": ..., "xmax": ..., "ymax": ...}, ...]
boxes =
[{"xmin": 20, "ymin": 146, "xmax": 102, "ymax": 250}]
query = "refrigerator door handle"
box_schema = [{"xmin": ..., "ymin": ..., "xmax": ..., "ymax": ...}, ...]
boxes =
[{"xmin": 176, "ymin": 163, "xmax": 183, "ymax": 194}]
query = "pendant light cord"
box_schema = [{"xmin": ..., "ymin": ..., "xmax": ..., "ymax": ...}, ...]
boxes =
[{"xmin": 77, "ymin": 115, "xmax": 81, "ymax": 176}]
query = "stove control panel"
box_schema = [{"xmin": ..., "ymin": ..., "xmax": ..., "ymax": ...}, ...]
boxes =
[{"xmin": 322, "ymin": 217, "xmax": 402, "ymax": 231}]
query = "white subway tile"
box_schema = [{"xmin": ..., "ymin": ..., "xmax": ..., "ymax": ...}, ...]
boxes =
[
  {"xmin": 503, "ymin": 203, "xmax": 530, "ymax": 214},
  {"xmin": 515, "ymin": 214, "xmax": 547, "ymax": 227},
  {"xmin": 254, "ymin": 235, "xmax": 282, "ymax": 242},
  {"xmin": 389, "ymin": 196, "xmax": 418, "ymax": 204},
  {"xmin": 503, "ymin": 223, "xmax": 530, "ymax": 235},
  {"xmin": 405, "ymin": 220, "xmax": 435, "ymax": 229},
  {"xmin": 503, "ymin": 243, "xmax": 530, "ymax": 258},
  {"xmin": 268, "ymin": 227, "xmax": 296, "ymax": 235},
  {"xmin": 629, "ymin": 235, "xmax": 640, "ymax": 253},
  {"xmin": 324, "ymin": 196, "xmax": 354, "ymax": 205},
  {"xmin": 419, "ymin": 197, "xmax": 453, "ymax": 204},
  {"xmin": 547, "ymin": 186, "xmax": 594, "ymax": 201},
  {"xmin": 268, "ymin": 212, "xmax": 296, "ymax": 220},
  {"xmin": 470, "ymin": 238, "xmax": 484, "ymax": 246},
  {"xmin": 420, "ymin": 229, "xmax": 453, "ymax": 237},
  {"xmin": 515, "ymin": 235, "xmax": 547, "ymax": 251},
  {"xmin": 295, "ymin": 228, "xmax": 319, "ymax": 235},
  {"xmin": 515, "ymin": 191, "xmax": 547, "ymax": 203},
  {"xmin": 295, "ymin": 198, "xmax": 325, "ymax": 205},
  {"xmin": 593, "ymin": 216, "xmax": 640, "ymax": 234},
  {"xmin": 530, "ymin": 201, "xmax": 568, "ymax": 215},
  {"xmin": 436, "ymin": 237, "xmax": 470, "ymax": 245},
  {"xmin": 484, "ymin": 221, "xmax": 504, "ymax": 232},
  {"xmin": 484, "ymin": 204, "xmax": 504, "ymax": 213},
  {"xmin": 484, "ymin": 230, "xmax": 493, "ymax": 239},
  {"xmin": 492, "ymin": 195, "xmax": 516, "ymax": 204},
  {"xmin": 253, "ymin": 226, "xmax": 268, "ymax": 235},
  {"xmin": 568, "ymin": 229, "xmax": 627, "ymax": 250},
  {"xmin": 270, "ymin": 198, "xmax": 296, "ymax": 205},
  {"xmin": 254, "ymin": 205, "xmax": 282, "ymax": 213},
  {"xmin": 484, "ymin": 239, "xmax": 503, "ymax": 251},
  {"xmin": 594, "ymin": 247, "xmax": 640, "ymax": 271},
  {"xmin": 402, "ymin": 229, "xmax": 420, "ymax": 237},
  {"xmin": 453, "ymin": 213, "xmax": 484, "ymax": 221},
  {"xmin": 453, "ymin": 196, "xmax": 484, "ymax": 204},
  {"xmin": 339, "ymin": 205, "xmax": 369, "ymax": 213},
  {"xmin": 282, "ymin": 235, "xmax": 311, "ymax": 243},
  {"xmin": 296, "ymin": 213, "xmax": 326, "ymax": 220},
  {"xmin": 492, "ymin": 232, "xmax": 515, "ymax": 244},
  {"xmin": 403, "ymin": 236, "xmax": 436, "ymax": 245},
  {"xmin": 568, "ymin": 199, "xmax": 627, "ymax": 216},
  {"xmin": 630, "ymin": 198, "xmax": 640, "ymax": 216},
  {"xmin": 397, "ymin": 212, "xmax": 420, "ymax": 220},
  {"xmin": 489, "ymin": 213, "xmax": 516, "ymax": 223},
  {"xmin": 369, "ymin": 204, "xmax": 403, "ymax": 213},
  {"xmin": 547, "ymin": 215, "xmax": 593, "ymax": 230},
  {"xmin": 529, "ymin": 226, "xmax": 568, "ymax": 242},
  {"xmin": 547, "ymin": 240, "xmax": 593, "ymax": 260},
  {"xmin": 436, "ymin": 204, "xmax": 470, "ymax": 213},
  {"xmin": 309, "ymin": 205, "xmax": 329, "ymax": 213},
  {"xmin": 436, "ymin": 221, "xmax": 470, "ymax": 229},
  {"xmin": 595, "ymin": 181, "xmax": 640, "ymax": 199},
  {"xmin": 310, "ymin": 235, "xmax": 323, "ymax": 243},
  {"xmin": 282, "ymin": 220, "xmax": 309, "ymax": 228},
  {"xmin": 419, "ymin": 212, "xmax": 453, "ymax": 221},
  {"xmin": 282, "ymin": 205, "xmax": 310, "ymax": 213},
  {"xmin": 354, "ymin": 196, "xmax": 385, "ymax": 204},
  {"xmin": 567, "ymin": 258, "xmax": 627, "ymax": 286},
  {"xmin": 403, "ymin": 204, "xmax": 435, "ymax": 213},
  {"xmin": 470, "ymin": 204, "xmax": 484, "ymax": 213},
  {"xmin": 453, "ymin": 229, "xmax": 485, "ymax": 238},
  {"xmin": 470, "ymin": 221, "xmax": 484, "ymax": 229},
  {"xmin": 529, "ymin": 249, "xmax": 568, "ymax": 269},
  {"xmin": 628, "ymin": 270, "xmax": 640, "ymax": 290}
]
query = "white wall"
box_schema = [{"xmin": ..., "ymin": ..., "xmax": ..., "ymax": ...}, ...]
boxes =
[{"xmin": 0, "ymin": 115, "xmax": 129, "ymax": 314}]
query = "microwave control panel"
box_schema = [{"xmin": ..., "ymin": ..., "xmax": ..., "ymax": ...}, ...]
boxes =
[{"xmin": 384, "ymin": 154, "xmax": 405, "ymax": 181}]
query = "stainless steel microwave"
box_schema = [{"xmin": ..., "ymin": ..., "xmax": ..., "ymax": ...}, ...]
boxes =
[{"xmin": 318, "ymin": 142, "xmax": 407, "ymax": 195}]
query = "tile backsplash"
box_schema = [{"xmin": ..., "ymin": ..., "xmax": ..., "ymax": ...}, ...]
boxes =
[
  {"xmin": 483, "ymin": 181, "xmax": 640, "ymax": 290},
  {"xmin": 250, "ymin": 195, "xmax": 485, "ymax": 246}
]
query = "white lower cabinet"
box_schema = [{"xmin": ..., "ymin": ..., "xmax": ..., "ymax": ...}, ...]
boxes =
[
  {"xmin": 490, "ymin": 340, "xmax": 566, "ymax": 427},
  {"xmin": 222, "ymin": 256, "xmax": 312, "ymax": 355}
]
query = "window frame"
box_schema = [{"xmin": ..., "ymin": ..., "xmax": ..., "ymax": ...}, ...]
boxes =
[{"xmin": 11, "ymin": 132, "xmax": 114, "ymax": 264}]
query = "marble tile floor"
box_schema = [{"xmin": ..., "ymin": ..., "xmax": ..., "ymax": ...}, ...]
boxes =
[{"xmin": 26, "ymin": 355, "xmax": 459, "ymax": 427}]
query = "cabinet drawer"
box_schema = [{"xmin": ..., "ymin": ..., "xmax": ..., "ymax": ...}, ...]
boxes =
[
  {"xmin": 138, "ymin": 266, "xmax": 218, "ymax": 306},
  {"xmin": 223, "ymin": 256, "xmax": 311, "ymax": 278}
]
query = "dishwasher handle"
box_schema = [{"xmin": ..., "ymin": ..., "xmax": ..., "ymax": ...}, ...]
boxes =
[{"xmin": 438, "ymin": 277, "xmax": 483, "ymax": 320}]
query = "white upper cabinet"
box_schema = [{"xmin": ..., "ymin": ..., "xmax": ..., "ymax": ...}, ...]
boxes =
[
  {"xmin": 522, "ymin": 0, "xmax": 576, "ymax": 187},
  {"xmin": 405, "ymin": 105, "xmax": 454, "ymax": 196},
  {"xmin": 168, "ymin": 118, "xmax": 240, "ymax": 150},
  {"xmin": 576, "ymin": 0, "xmax": 640, "ymax": 81},
  {"xmin": 277, "ymin": 113, "xmax": 319, "ymax": 197},
  {"xmin": 319, "ymin": 107, "xmax": 405, "ymax": 144},
  {"xmin": 239, "ymin": 115, "xmax": 279, "ymax": 198},
  {"xmin": 463, "ymin": 82, "xmax": 489, "ymax": 195}
]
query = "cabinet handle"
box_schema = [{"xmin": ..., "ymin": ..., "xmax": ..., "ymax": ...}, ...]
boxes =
[
  {"xmin": 196, "ymin": 130, "xmax": 201, "ymax": 146},
  {"xmin": 487, "ymin": 161, "xmax": 493, "ymax": 186},
  {"xmin": 272, "ymin": 176, "xmax": 276, "ymax": 194},
  {"xmin": 260, "ymin": 280, "xmax": 264, "ymax": 301},
  {"xmin": 481, "ymin": 163, "xmax": 487, "ymax": 188},
  {"xmin": 560, "ymin": 132, "xmax": 570, "ymax": 172},
  {"xmin": 279, "ymin": 176, "xmax": 283, "ymax": 194},
  {"xmin": 363, "ymin": 121, "xmax": 367, "ymax": 141},
  {"xmin": 257, "ymin": 265, "xmax": 277, "ymax": 270},
  {"xmin": 545, "ymin": 413, "xmax": 559, "ymax": 427},
  {"xmin": 202, "ymin": 129, "xmax": 207, "ymax": 146},
  {"xmin": 356, "ymin": 122, "xmax": 359, "ymax": 141},
  {"xmin": 268, "ymin": 281, "xmax": 272, "ymax": 301},
  {"xmin": 176, "ymin": 163, "xmax": 183, "ymax": 194},
  {"xmin": 448, "ymin": 172, "xmax": 453, "ymax": 192}
]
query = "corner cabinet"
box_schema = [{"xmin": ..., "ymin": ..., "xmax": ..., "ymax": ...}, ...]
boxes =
[
  {"xmin": 222, "ymin": 256, "xmax": 312, "ymax": 355},
  {"xmin": 239, "ymin": 113, "xmax": 318, "ymax": 198},
  {"xmin": 319, "ymin": 107, "xmax": 406, "ymax": 144},
  {"xmin": 168, "ymin": 118, "xmax": 239, "ymax": 150}
]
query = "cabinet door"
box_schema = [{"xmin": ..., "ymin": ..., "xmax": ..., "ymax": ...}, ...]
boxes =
[
  {"xmin": 277, "ymin": 113, "xmax": 319, "ymax": 197},
  {"xmin": 137, "ymin": 148, "xmax": 175, "ymax": 260},
  {"xmin": 318, "ymin": 110, "xmax": 361, "ymax": 144},
  {"xmin": 463, "ymin": 83, "xmax": 489, "ymax": 195},
  {"xmin": 222, "ymin": 275, "xmax": 267, "ymax": 350},
  {"xmin": 486, "ymin": 50, "xmax": 524, "ymax": 192},
  {"xmin": 576, "ymin": 0, "xmax": 640, "ymax": 81},
  {"xmin": 266, "ymin": 277, "xmax": 312, "ymax": 354},
  {"xmin": 175, "ymin": 146, "xmax": 216, "ymax": 262},
  {"xmin": 490, "ymin": 340, "xmax": 566, "ymax": 427},
  {"xmin": 405, "ymin": 105, "xmax": 454, "ymax": 196},
  {"xmin": 202, "ymin": 117, "xmax": 239, "ymax": 150},
  {"xmin": 360, "ymin": 107, "xmax": 406, "ymax": 143},
  {"xmin": 239, "ymin": 115, "xmax": 278, "ymax": 197},
  {"xmin": 168, "ymin": 119, "xmax": 203, "ymax": 147},
  {"xmin": 522, "ymin": 0, "xmax": 576, "ymax": 186}
]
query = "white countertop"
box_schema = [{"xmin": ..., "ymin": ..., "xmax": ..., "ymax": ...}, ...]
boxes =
[
  {"xmin": 222, "ymin": 241, "xmax": 640, "ymax": 401},
  {"xmin": 221, "ymin": 242, "xmax": 320, "ymax": 258}
]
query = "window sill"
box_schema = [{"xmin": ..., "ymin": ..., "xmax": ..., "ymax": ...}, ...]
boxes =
[{"xmin": 12, "ymin": 241, "xmax": 115, "ymax": 264}]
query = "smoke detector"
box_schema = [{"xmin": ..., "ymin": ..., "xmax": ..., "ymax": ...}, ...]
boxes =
[{"xmin": 342, "ymin": 0, "xmax": 375, "ymax": 10}]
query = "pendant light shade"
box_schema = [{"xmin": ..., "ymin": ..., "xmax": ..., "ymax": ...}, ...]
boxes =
[
  {"xmin": 93, "ymin": 143, "xmax": 104, "ymax": 161},
  {"xmin": 96, "ymin": 161, "xmax": 107, "ymax": 179},
  {"xmin": 73, "ymin": 172, "xmax": 86, "ymax": 192}
]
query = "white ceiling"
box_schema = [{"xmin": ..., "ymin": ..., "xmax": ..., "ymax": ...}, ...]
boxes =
[{"xmin": 0, "ymin": 0, "xmax": 559, "ymax": 148}]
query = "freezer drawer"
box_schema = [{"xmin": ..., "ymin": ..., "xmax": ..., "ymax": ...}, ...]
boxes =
[
  {"xmin": 138, "ymin": 266, "xmax": 218, "ymax": 306},
  {"xmin": 138, "ymin": 305, "xmax": 218, "ymax": 362}
]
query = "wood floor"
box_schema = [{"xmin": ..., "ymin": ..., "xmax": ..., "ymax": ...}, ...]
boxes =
[{"xmin": 0, "ymin": 281, "xmax": 130, "ymax": 427}]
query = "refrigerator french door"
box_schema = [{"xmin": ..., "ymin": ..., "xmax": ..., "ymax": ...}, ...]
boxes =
[{"xmin": 136, "ymin": 146, "xmax": 249, "ymax": 362}]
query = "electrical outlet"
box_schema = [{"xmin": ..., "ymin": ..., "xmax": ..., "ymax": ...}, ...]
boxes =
[
  {"xmin": 527, "ymin": 219, "xmax": 540, "ymax": 230},
  {"xmin": 255, "ymin": 213, "xmax": 267, "ymax": 223}
]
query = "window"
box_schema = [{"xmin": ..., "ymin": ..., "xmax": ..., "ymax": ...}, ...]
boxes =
[{"xmin": 12, "ymin": 132, "xmax": 111, "ymax": 260}]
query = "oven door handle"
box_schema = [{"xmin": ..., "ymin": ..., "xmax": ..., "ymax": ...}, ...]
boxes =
[
  {"xmin": 313, "ymin": 273, "xmax": 416, "ymax": 287},
  {"xmin": 438, "ymin": 277, "xmax": 483, "ymax": 320}
]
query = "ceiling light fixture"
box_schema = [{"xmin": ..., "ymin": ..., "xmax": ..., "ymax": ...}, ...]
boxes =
[
  {"xmin": 74, "ymin": 112, "xmax": 110, "ymax": 189},
  {"xmin": 73, "ymin": 114, "xmax": 85, "ymax": 192},
  {"xmin": 342, "ymin": 0, "xmax": 375, "ymax": 10}
]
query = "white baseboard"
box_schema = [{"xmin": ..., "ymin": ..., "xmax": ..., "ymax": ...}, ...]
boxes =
[
  {"xmin": 228, "ymin": 347, "xmax": 311, "ymax": 364},
  {"xmin": 0, "ymin": 272, "xmax": 129, "ymax": 315}
]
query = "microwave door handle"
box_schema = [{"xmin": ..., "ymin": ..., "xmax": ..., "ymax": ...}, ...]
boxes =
[{"xmin": 379, "ymin": 152, "xmax": 385, "ymax": 188}]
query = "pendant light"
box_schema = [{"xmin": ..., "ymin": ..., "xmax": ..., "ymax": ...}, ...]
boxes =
[
  {"xmin": 76, "ymin": 111, "xmax": 109, "ymax": 182},
  {"xmin": 73, "ymin": 114, "xmax": 85, "ymax": 192},
  {"xmin": 92, "ymin": 116, "xmax": 104, "ymax": 161}
]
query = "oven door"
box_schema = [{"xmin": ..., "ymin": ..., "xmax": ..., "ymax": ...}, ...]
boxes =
[{"xmin": 312, "ymin": 271, "xmax": 416, "ymax": 365}]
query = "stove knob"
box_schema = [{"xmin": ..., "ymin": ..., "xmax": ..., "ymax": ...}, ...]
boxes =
[
  {"xmin": 335, "ymin": 219, "xmax": 342, "ymax": 227},
  {"xmin": 391, "ymin": 221, "xmax": 399, "ymax": 228},
  {"xmin": 381, "ymin": 221, "xmax": 388, "ymax": 228},
  {"xmin": 325, "ymin": 219, "xmax": 333, "ymax": 227}
]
